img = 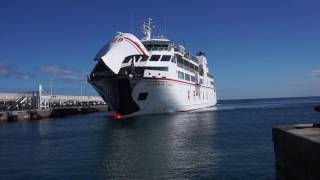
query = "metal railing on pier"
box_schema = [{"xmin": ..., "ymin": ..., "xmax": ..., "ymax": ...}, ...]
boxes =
[{"xmin": 0, "ymin": 92, "xmax": 106, "ymax": 112}]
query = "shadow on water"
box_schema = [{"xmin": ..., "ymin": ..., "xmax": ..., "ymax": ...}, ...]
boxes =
[{"xmin": 107, "ymin": 116, "xmax": 139, "ymax": 129}]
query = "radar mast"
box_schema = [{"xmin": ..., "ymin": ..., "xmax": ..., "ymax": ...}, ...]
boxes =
[{"xmin": 142, "ymin": 18, "xmax": 154, "ymax": 40}]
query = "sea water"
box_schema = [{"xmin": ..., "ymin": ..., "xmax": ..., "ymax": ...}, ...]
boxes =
[{"xmin": 1, "ymin": 97, "xmax": 320, "ymax": 179}]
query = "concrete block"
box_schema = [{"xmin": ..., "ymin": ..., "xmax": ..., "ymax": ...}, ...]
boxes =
[
  {"xmin": 273, "ymin": 124, "xmax": 320, "ymax": 180},
  {"xmin": 8, "ymin": 111, "xmax": 30, "ymax": 121},
  {"xmin": 0, "ymin": 112, "xmax": 8, "ymax": 122}
]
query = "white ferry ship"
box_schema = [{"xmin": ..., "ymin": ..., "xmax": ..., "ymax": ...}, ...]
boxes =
[{"xmin": 88, "ymin": 18, "xmax": 217, "ymax": 117}]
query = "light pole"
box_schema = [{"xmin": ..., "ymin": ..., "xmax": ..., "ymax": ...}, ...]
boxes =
[
  {"xmin": 80, "ymin": 80, "xmax": 88, "ymax": 96},
  {"xmin": 50, "ymin": 78, "xmax": 53, "ymax": 96},
  {"xmin": 80, "ymin": 81, "xmax": 83, "ymax": 96}
]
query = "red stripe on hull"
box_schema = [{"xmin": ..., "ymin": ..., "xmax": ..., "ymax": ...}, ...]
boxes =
[
  {"xmin": 111, "ymin": 113, "xmax": 127, "ymax": 119},
  {"xmin": 124, "ymin": 37, "xmax": 147, "ymax": 55}
]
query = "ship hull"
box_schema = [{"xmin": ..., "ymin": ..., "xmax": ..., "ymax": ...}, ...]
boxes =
[{"xmin": 90, "ymin": 77, "xmax": 217, "ymax": 116}]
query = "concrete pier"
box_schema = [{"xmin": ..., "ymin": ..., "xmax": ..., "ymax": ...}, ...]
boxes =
[
  {"xmin": 49, "ymin": 106, "xmax": 107, "ymax": 118},
  {"xmin": 272, "ymin": 124, "xmax": 320, "ymax": 180},
  {"xmin": 0, "ymin": 88, "xmax": 108, "ymax": 122},
  {"xmin": 0, "ymin": 112, "xmax": 8, "ymax": 122},
  {"xmin": 30, "ymin": 109, "xmax": 52, "ymax": 120},
  {"xmin": 8, "ymin": 111, "xmax": 30, "ymax": 121},
  {"xmin": 0, "ymin": 105, "xmax": 108, "ymax": 122}
]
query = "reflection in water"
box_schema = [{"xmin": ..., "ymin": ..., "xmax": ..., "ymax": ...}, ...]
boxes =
[
  {"xmin": 96, "ymin": 112, "xmax": 218, "ymax": 179},
  {"xmin": 37, "ymin": 119, "xmax": 51, "ymax": 137}
]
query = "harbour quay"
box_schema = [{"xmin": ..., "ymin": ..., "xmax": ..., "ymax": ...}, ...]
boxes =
[
  {"xmin": 0, "ymin": 85, "xmax": 108, "ymax": 122},
  {"xmin": 273, "ymin": 106, "xmax": 320, "ymax": 180}
]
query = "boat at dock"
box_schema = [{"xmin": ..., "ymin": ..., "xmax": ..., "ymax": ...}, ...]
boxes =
[{"xmin": 88, "ymin": 18, "xmax": 217, "ymax": 116}]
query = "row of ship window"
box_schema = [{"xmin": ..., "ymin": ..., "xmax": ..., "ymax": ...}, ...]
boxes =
[
  {"xmin": 178, "ymin": 71, "xmax": 214, "ymax": 85},
  {"xmin": 144, "ymin": 44, "xmax": 199, "ymax": 63},
  {"xmin": 123, "ymin": 54, "xmax": 200, "ymax": 74},
  {"xmin": 123, "ymin": 55, "xmax": 173, "ymax": 63},
  {"xmin": 178, "ymin": 71, "xmax": 198, "ymax": 83},
  {"xmin": 123, "ymin": 54, "xmax": 214, "ymax": 80},
  {"xmin": 123, "ymin": 54, "xmax": 197, "ymax": 68}
]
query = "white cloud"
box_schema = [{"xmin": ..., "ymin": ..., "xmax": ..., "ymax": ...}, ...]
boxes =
[
  {"xmin": 40, "ymin": 65, "xmax": 87, "ymax": 81},
  {"xmin": 309, "ymin": 69, "xmax": 320, "ymax": 79},
  {"xmin": 0, "ymin": 63, "xmax": 33, "ymax": 80}
]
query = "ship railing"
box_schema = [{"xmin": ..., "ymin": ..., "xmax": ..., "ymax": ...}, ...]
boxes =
[
  {"xmin": 207, "ymin": 72, "xmax": 214, "ymax": 79},
  {"xmin": 174, "ymin": 47, "xmax": 184, "ymax": 54},
  {"xmin": 184, "ymin": 52, "xmax": 199, "ymax": 64},
  {"xmin": 172, "ymin": 44, "xmax": 199, "ymax": 64},
  {"xmin": 147, "ymin": 46, "xmax": 171, "ymax": 51}
]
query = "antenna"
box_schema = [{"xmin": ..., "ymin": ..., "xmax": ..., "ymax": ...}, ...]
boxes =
[
  {"xmin": 80, "ymin": 81, "xmax": 83, "ymax": 96},
  {"xmin": 142, "ymin": 17, "xmax": 155, "ymax": 40},
  {"xmin": 159, "ymin": 22, "xmax": 162, "ymax": 37},
  {"xmin": 164, "ymin": 17, "xmax": 167, "ymax": 37},
  {"xmin": 49, "ymin": 78, "xmax": 53, "ymax": 96},
  {"xmin": 130, "ymin": 14, "xmax": 134, "ymax": 34}
]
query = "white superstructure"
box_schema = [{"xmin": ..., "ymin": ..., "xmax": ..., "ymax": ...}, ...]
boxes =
[{"xmin": 88, "ymin": 18, "xmax": 217, "ymax": 116}]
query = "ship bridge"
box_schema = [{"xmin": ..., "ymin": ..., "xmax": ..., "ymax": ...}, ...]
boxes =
[{"xmin": 142, "ymin": 39, "xmax": 171, "ymax": 51}]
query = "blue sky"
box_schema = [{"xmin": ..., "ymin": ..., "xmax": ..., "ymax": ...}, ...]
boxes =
[{"xmin": 0, "ymin": 0, "xmax": 319, "ymax": 99}]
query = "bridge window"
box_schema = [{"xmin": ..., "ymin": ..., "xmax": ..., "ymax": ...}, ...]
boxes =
[
  {"xmin": 135, "ymin": 55, "xmax": 141, "ymax": 62},
  {"xmin": 160, "ymin": 55, "xmax": 171, "ymax": 61},
  {"xmin": 123, "ymin": 56, "xmax": 131, "ymax": 63},
  {"xmin": 177, "ymin": 55, "xmax": 183, "ymax": 67},
  {"xmin": 171, "ymin": 56, "xmax": 177, "ymax": 63},
  {"xmin": 207, "ymin": 73, "xmax": 214, "ymax": 79},
  {"xmin": 140, "ymin": 56, "xmax": 148, "ymax": 62},
  {"xmin": 178, "ymin": 71, "xmax": 184, "ymax": 80},
  {"xmin": 185, "ymin": 74, "xmax": 190, "ymax": 81},
  {"xmin": 149, "ymin": 55, "xmax": 161, "ymax": 61},
  {"xmin": 138, "ymin": 92, "xmax": 148, "ymax": 101},
  {"xmin": 191, "ymin": 76, "xmax": 196, "ymax": 82}
]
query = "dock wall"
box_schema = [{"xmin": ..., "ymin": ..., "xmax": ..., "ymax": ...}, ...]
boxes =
[
  {"xmin": 0, "ymin": 106, "xmax": 108, "ymax": 122},
  {"xmin": 0, "ymin": 93, "xmax": 104, "ymax": 102},
  {"xmin": 273, "ymin": 124, "xmax": 320, "ymax": 180}
]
